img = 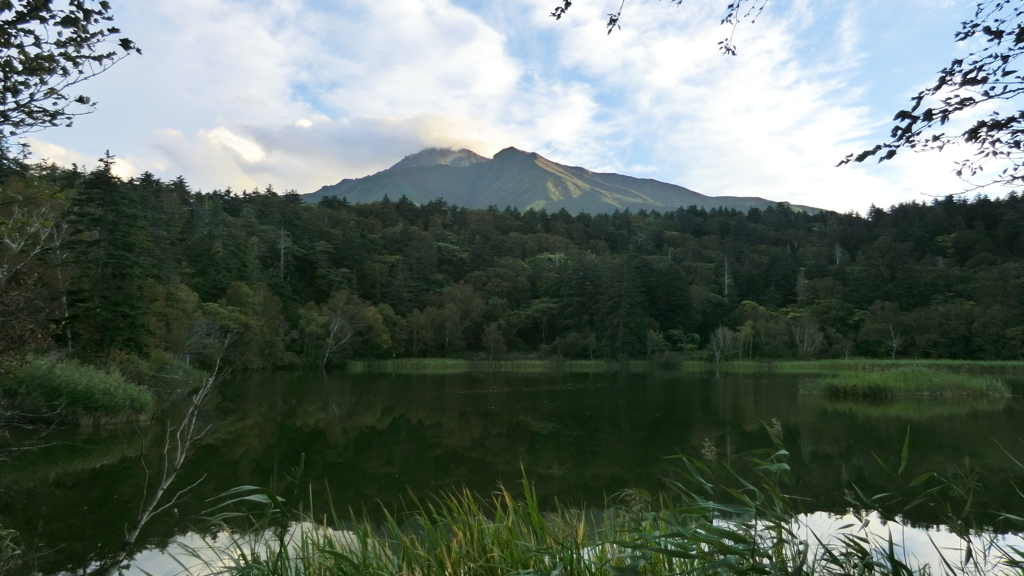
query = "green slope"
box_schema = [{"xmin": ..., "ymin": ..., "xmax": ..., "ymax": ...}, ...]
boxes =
[{"xmin": 305, "ymin": 147, "xmax": 821, "ymax": 214}]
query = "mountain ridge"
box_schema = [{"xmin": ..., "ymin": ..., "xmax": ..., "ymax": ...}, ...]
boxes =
[{"xmin": 304, "ymin": 147, "xmax": 821, "ymax": 214}]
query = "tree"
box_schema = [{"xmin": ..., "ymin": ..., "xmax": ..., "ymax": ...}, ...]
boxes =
[
  {"xmin": 408, "ymin": 308, "xmax": 434, "ymax": 355},
  {"xmin": 1, "ymin": 0, "xmax": 140, "ymax": 155},
  {"xmin": 299, "ymin": 289, "xmax": 385, "ymax": 369},
  {"xmin": 481, "ymin": 322, "xmax": 506, "ymax": 359},
  {"xmin": 708, "ymin": 324, "xmax": 735, "ymax": 362},
  {"xmin": 844, "ymin": 1, "xmax": 1024, "ymax": 191},
  {"xmin": 597, "ymin": 256, "xmax": 648, "ymax": 357},
  {"xmin": 791, "ymin": 316, "xmax": 824, "ymax": 358},
  {"xmin": 882, "ymin": 324, "xmax": 902, "ymax": 360},
  {"xmin": 67, "ymin": 155, "xmax": 154, "ymax": 356}
]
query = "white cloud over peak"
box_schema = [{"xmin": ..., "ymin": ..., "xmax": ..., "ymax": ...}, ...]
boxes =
[{"xmin": 23, "ymin": 0, "xmax": 979, "ymax": 212}]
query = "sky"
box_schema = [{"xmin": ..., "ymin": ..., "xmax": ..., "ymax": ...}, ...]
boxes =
[{"xmin": 24, "ymin": 0, "xmax": 992, "ymax": 213}]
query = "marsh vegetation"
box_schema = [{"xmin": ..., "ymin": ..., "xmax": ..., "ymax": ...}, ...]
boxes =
[{"xmin": 801, "ymin": 367, "xmax": 1011, "ymax": 400}]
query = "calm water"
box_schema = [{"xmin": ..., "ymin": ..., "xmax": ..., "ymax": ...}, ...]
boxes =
[{"xmin": 2, "ymin": 370, "xmax": 1023, "ymax": 574}]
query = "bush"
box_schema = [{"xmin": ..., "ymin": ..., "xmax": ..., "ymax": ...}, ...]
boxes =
[{"xmin": 0, "ymin": 359, "xmax": 155, "ymax": 424}]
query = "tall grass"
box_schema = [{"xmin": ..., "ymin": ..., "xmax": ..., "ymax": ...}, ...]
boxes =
[
  {"xmin": 0, "ymin": 359, "xmax": 155, "ymax": 424},
  {"xmin": 776, "ymin": 359, "xmax": 1024, "ymax": 375},
  {"xmin": 0, "ymin": 524, "xmax": 20, "ymax": 575},
  {"xmin": 800, "ymin": 367, "xmax": 1010, "ymax": 399},
  {"xmin": 172, "ymin": 430, "xmax": 1024, "ymax": 576}
]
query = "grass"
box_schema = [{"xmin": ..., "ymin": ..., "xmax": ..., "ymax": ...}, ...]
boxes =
[
  {"xmin": 346, "ymin": 358, "xmax": 711, "ymax": 375},
  {"xmin": 343, "ymin": 357, "xmax": 1024, "ymax": 377},
  {"xmin": 774, "ymin": 359, "xmax": 1024, "ymax": 375},
  {"xmin": 0, "ymin": 524, "xmax": 21, "ymax": 576},
  {"xmin": 800, "ymin": 366, "xmax": 1011, "ymax": 400},
  {"xmin": 0, "ymin": 359, "xmax": 156, "ymax": 425},
  {"xmin": 172, "ymin": 434, "xmax": 1024, "ymax": 576}
]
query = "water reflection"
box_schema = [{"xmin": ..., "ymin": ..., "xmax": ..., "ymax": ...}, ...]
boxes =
[
  {"xmin": 86, "ymin": 513, "xmax": 1024, "ymax": 576},
  {"xmin": 1, "ymin": 370, "xmax": 1022, "ymax": 574}
]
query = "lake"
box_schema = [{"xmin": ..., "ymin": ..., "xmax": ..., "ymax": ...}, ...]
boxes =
[{"xmin": 2, "ymin": 368, "xmax": 1023, "ymax": 574}]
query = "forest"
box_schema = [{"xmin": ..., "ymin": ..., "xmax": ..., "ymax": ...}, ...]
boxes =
[{"xmin": 4, "ymin": 155, "xmax": 1024, "ymax": 373}]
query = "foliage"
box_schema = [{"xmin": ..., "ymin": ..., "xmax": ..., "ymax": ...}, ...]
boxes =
[
  {"xmin": 549, "ymin": 0, "xmax": 770, "ymax": 54},
  {"xmin": 845, "ymin": 0, "xmax": 1024, "ymax": 192},
  {"xmin": 801, "ymin": 366, "xmax": 1011, "ymax": 399},
  {"xmin": 0, "ymin": 0, "xmax": 140, "ymax": 155},
  {"xmin": 299, "ymin": 290, "xmax": 387, "ymax": 368},
  {"xmin": 9, "ymin": 162, "xmax": 1024, "ymax": 365},
  {"xmin": 0, "ymin": 358, "xmax": 154, "ymax": 423},
  {"xmin": 0, "ymin": 523, "xmax": 21, "ymax": 576}
]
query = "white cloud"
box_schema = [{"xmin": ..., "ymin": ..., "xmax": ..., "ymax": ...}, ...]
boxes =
[
  {"xmin": 22, "ymin": 0, "xmax": 983, "ymax": 212},
  {"xmin": 27, "ymin": 138, "xmax": 139, "ymax": 179},
  {"xmin": 205, "ymin": 128, "xmax": 266, "ymax": 164},
  {"xmin": 514, "ymin": 0, "xmax": 976, "ymax": 213}
]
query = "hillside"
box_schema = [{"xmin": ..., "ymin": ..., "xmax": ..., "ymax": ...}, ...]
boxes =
[{"xmin": 305, "ymin": 147, "xmax": 820, "ymax": 214}]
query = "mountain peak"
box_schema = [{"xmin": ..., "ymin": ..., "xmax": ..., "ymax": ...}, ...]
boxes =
[
  {"xmin": 494, "ymin": 146, "xmax": 537, "ymax": 159},
  {"xmin": 307, "ymin": 146, "xmax": 822, "ymax": 215},
  {"xmin": 389, "ymin": 148, "xmax": 488, "ymax": 171}
]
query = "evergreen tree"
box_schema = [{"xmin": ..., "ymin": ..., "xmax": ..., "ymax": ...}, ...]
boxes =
[{"xmin": 67, "ymin": 154, "xmax": 154, "ymax": 356}]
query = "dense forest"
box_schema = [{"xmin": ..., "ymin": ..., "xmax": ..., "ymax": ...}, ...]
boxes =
[{"xmin": 4, "ymin": 155, "xmax": 1024, "ymax": 371}]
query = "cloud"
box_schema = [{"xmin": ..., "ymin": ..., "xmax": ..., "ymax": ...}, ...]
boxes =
[
  {"xmin": 517, "ymin": 0, "xmax": 975, "ymax": 212},
  {"xmin": 27, "ymin": 139, "xmax": 139, "ymax": 179},
  {"xmin": 22, "ymin": 0, "xmax": 981, "ymax": 212},
  {"xmin": 150, "ymin": 114, "xmax": 517, "ymax": 192}
]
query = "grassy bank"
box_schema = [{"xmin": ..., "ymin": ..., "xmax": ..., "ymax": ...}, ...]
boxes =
[
  {"xmin": 800, "ymin": 366, "xmax": 1011, "ymax": 400},
  {"xmin": 0, "ymin": 359, "xmax": 156, "ymax": 425},
  {"xmin": 774, "ymin": 359, "xmax": 1024, "ymax": 375},
  {"xmin": 346, "ymin": 357, "xmax": 1024, "ymax": 376},
  {"xmin": 344, "ymin": 358, "xmax": 674, "ymax": 375}
]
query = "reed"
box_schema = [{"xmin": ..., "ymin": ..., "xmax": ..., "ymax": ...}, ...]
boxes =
[
  {"xmin": 800, "ymin": 366, "xmax": 1010, "ymax": 400},
  {"xmin": 175, "ymin": 432, "xmax": 1024, "ymax": 576}
]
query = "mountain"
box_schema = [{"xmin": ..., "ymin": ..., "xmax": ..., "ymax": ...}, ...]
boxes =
[{"xmin": 304, "ymin": 147, "xmax": 821, "ymax": 214}]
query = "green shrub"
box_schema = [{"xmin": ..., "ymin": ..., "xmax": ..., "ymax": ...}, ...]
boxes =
[
  {"xmin": 0, "ymin": 359, "xmax": 155, "ymax": 423},
  {"xmin": 111, "ymin": 351, "xmax": 208, "ymax": 392}
]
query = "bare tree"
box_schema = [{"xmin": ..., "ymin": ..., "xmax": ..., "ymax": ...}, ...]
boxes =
[
  {"xmin": 795, "ymin": 269, "xmax": 808, "ymax": 304},
  {"xmin": 883, "ymin": 325, "xmax": 902, "ymax": 360},
  {"xmin": 98, "ymin": 333, "xmax": 233, "ymax": 576},
  {"xmin": 300, "ymin": 290, "xmax": 384, "ymax": 370},
  {"xmin": 0, "ymin": 200, "xmax": 59, "ymax": 286},
  {"xmin": 792, "ymin": 319, "xmax": 824, "ymax": 357},
  {"xmin": 709, "ymin": 325, "xmax": 735, "ymax": 362}
]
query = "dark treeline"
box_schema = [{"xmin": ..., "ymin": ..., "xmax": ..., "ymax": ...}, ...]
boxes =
[{"xmin": 4, "ymin": 156, "xmax": 1024, "ymax": 369}]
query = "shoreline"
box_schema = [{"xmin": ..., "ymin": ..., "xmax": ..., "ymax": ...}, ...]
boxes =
[{"xmin": 341, "ymin": 357, "xmax": 1024, "ymax": 375}]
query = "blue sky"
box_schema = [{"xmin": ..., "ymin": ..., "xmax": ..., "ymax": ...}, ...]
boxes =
[{"xmin": 26, "ymin": 0, "xmax": 986, "ymax": 213}]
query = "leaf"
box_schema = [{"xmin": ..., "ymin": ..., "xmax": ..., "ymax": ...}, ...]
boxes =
[
  {"xmin": 909, "ymin": 472, "xmax": 934, "ymax": 487},
  {"xmin": 899, "ymin": 426, "xmax": 910, "ymax": 475}
]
